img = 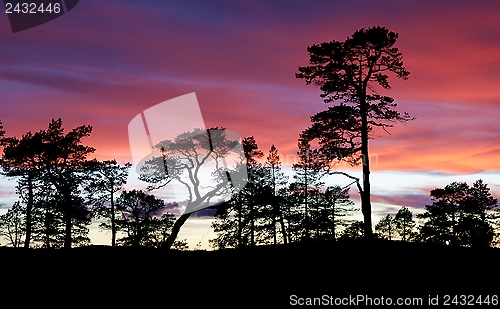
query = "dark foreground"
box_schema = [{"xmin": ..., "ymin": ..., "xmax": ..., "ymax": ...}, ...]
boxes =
[{"xmin": 1, "ymin": 239, "xmax": 498, "ymax": 307}]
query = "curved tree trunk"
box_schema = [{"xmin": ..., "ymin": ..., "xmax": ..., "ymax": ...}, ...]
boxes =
[{"xmin": 162, "ymin": 212, "xmax": 192, "ymax": 249}]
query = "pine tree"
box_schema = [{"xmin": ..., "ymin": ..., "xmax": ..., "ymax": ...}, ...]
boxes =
[
  {"xmin": 263, "ymin": 144, "xmax": 288, "ymax": 245},
  {"xmin": 340, "ymin": 220, "xmax": 364, "ymax": 240},
  {"xmin": 394, "ymin": 206, "xmax": 416, "ymax": 242},
  {"xmin": 210, "ymin": 136, "xmax": 265, "ymax": 249},
  {"xmin": 87, "ymin": 159, "xmax": 131, "ymax": 247},
  {"xmin": 291, "ymin": 139, "xmax": 325, "ymax": 241},
  {"xmin": 296, "ymin": 26, "xmax": 413, "ymax": 238},
  {"xmin": 418, "ymin": 180, "xmax": 498, "ymax": 247},
  {"xmin": 115, "ymin": 190, "xmax": 168, "ymax": 247},
  {"xmin": 1, "ymin": 131, "xmax": 44, "ymax": 248},
  {"xmin": 36, "ymin": 118, "xmax": 96, "ymax": 248},
  {"xmin": 2, "ymin": 119, "xmax": 95, "ymax": 248},
  {"xmin": 321, "ymin": 185, "xmax": 357, "ymax": 241},
  {"xmin": 375, "ymin": 214, "xmax": 395, "ymax": 240},
  {"xmin": 0, "ymin": 202, "xmax": 25, "ymax": 247}
]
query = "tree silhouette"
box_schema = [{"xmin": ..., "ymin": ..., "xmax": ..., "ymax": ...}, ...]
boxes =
[
  {"xmin": 314, "ymin": 185, "xmax": 356, "ymax": 241},
  {"xmin": 1, "ymin": 131, "xmax": 44, "ymax": 248},
  {"xmin": 340, "ymin": 220, "xmax": 364, "ymax": 240},
  {"xmin": 139, "ymin": 127, "xmax": 245, "ymax": 249},
  {"xmin": 0, "ymin": 201, "xmax": 25, "ymax": 247},
  {"xmin": 418, "ymin": 180, "xmax": 498, "ymax": 247},
  {"xmin": 263, "ymin": 144, "xmax": 288, "ymax": 244},
  {"xmin": 88, "ymin": 159, "xmax": 131, "ymax": 247},
  {"xmin": 460, "ymin": 180, "xmax": 497, "ymax": 247},
  {"xmin": 290, "ymin": 139, "xmax": 325, "ymax": 241},
  {"xmin": 296, "ymin": 26, "xmax": 413, "ymax": 238},
  {"xmin": 114, "ymin": 190, "xmax": 171, "ymax": 247},
  {"xmin": 212, "ymin": 138, "xmax": 341, "ymax": 248},
  {"xmin": 465, "ymin": 180, "xmax": 498, "ymax": 224},
  {"xmin": 394, "ymin": 206, "xmax": 416, "ymax": 242},
  {"xmin": 29, "ymin": 182, "xmax": 63, "ymax": 248},
  {"xmin": 210, "ymin": 200, "xmax": 243, "ymax": 249},
  {"xmin": 35, "ymin": 119, "xmax": 95, "ymax": 248},
  {"xmin": 418, "ymin": 182, "xmax": 469, "ymax": 245},
  {"xmin": 375, "ymin": 214, "xmax": 395, "ymax": 240},
  {"xmin": 143, "ymin": 213, "xmax": 185, "ymax": 248},
  {"xmin": 241, "ymin": 137, "xmax": 267, "ymax": 246},
  {"xmin": 210, "ymin": 136, "xmax": 267, "ymax": 249}
]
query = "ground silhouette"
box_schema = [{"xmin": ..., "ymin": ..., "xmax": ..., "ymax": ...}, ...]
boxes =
[{"xmin": 1, "ymin": 239, "xmax": 497, "ymax": 306}]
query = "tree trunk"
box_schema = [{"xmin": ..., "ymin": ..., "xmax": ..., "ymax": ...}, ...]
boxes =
[
  {"xmin": 162, "ymin": 212, "xmax": 192, "ymax": 249},
  {"xmin": 271, "ymin": 163, "xmax": 288, "ymax": 245},
  {"xmin": 63, "ymin": 190, "xmax": 72, "ymax": 249},
  {"xmin": 134, "ymin": 223, "xmax": 141, "ymax": 247},
  {"xmin": 45, "ymin": 208, "xmax": 50, "ymax": 249},
  {"xmin": 110, "ymin": 187, "xmax": 116, "ymax": 247},
  {"xmin": 250, "ymin": 193, "xmax": 255, "ymax": 247},
  {"xmin": 360, "ymin": 94, "xmax": 373, "ymax": 239},
  {"xmin": 24, "ymin": 172, "xmax": 33, "ymax": 249},
  {"xmin": 402, "ymin": 221, "xmax": 406, "ymax": 242},
  {"xmin": 237, "ymin": 201, "xmax": 242, "ymax": 248},
  {"xmin": 272, "ymin": 165, "xmax": 277, "ymax": 245},
  {"xmin": 64, "ymin": 211, "xmax": 72, "ymax": 249},
  {"xmin": 450, "ymin": 205, "xmax": 456, "ymax": 246},
  {"xmin": 272, "ymin": 206, "xmax": 277, "ymax": 245},
  {"xmin": 278, "ymin": 207, "xmax": 288, "ymax": 245},
  {"xmin": 304, "ymin": 165, "xmax": 309, "ymax": 240},
  {"xmin": 331, "ymin": 200, "xmax": 336, "ymax": 241},
  {"xmin": 287, "ymin": 203, "xmax": 292, "ymax": 242},
  {"xmin": 250, "ymin": 202, "xmax": 255, "ymax": 246}
]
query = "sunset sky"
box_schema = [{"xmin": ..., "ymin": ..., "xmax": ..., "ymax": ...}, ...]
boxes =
[{"xmin": 1, "ymin": 0, "xmax": 500, "ymax": 248}]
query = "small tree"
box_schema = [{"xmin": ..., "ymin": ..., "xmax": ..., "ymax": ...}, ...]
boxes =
[
  {"xmin": 30, "ymin": 185, "xmax": 63, "ymax": 248},
  {"xmin": 375, "ymin": 214, "xmax": 395, "ymax": 240},
  {"xmin": 418, "ymin": 180, "xmax": 498, "ymax": 247},
  {"xmin": 141, "ymin": 213, "xmax": 178, "ymax": 248},
  {"xmin": 0, "ymin": 202, "xmax": 26, "ymax": 247},
  {"xmin": 296, "ymin": 26, "xmax": 413, "ymax": 238},
  {"xmin": 210, "ymin": 136, "xmax": 266, "ymax": 249},
  {"xmin": 210, "ymin": 201, "xmax": 240, "ymax": 250},
  {"xmin": 394, "ymin": 206, "xmax": 416, "ymax": 242},
  {"xmin": 291, "ymin": 140, "xmax": 325, "ymax": 241},
  {"xmin": 263, "ymin": 144, "xmax": 288, "ymax": 244},
  {"xmin": 115, "ymin": 190, "xmax": 167, "ymax": 247},
  {"xmin": 87, "ymin": 159, "xmax": 131, "ymax": 247},
  {"xmin": 417, "ymin": 182, "xmax": 468, "ymax": 246},
  {"xmin": 315, "ymin": 185, "xmax": 357, "ymax": 241},
  {"xmin": 464, "ymin": 180, "xmax": 498, "ymax": 224},
  {"xmin": 1, "ymin": 131, "xmax": 44, "ymax": 248},
  {"xmin": 340, "ymin": 220, "xmax": 364, "ymax": 240},
  {"xmin": 460, "ymin": 180, "xmax": 497, "ymax": 247}
]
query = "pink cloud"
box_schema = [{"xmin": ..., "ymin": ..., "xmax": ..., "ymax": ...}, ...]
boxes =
[{"xmin": 1, "ymin": 0, "xmax": 500, "ymax": 177}]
